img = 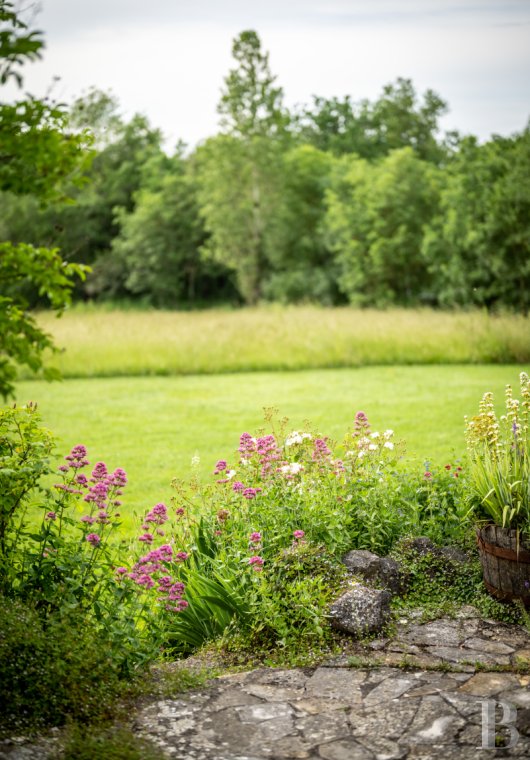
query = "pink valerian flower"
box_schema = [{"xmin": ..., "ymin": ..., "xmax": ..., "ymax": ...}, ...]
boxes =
[
  {"xmin": 232, "ymin": 481, "xmax": 245, "ymax": 492},
  {"xmin": 46, "ymin": 511, "xmax": 56, "ymax": 520},
  {"xmin": 91, "ymin": 461, "xmax": 108, "ymax": 482},
  {"xmin": 75, "ymin": 473, "xmax": 88, "ymax": 487},
  {"xmin": 354, "ymin": 411, "xmax": 371, "ymax": 437},
  {"xmin": 110, "ymin": 468, "xmax": 127, "ymax": 488},
  {"xmin": 175, "ymin": 551, "xmax": 189, "ymax": 562},
  {"xmin": 333, "ymin": 459, "xmax": 345, "ymax": 475},
  {"xmin": 243, "ymin": 487, "xmax": 262, "ymax": 500},
  {"xmin": 214, "ymin": 459, "xmax": 227, "ymax": 474},
  {"xmin": 424, "ymin": 471, "xmax": 433, "ymax": 480},
  {"xmin": 293, "ymin": 530, "xmax": 305, "ymax": 540},
  {"xmin": 175, "ymin": 507, "xmax": 185, "ymax": 517},
  {"xmin": 249, "ymin": 532, "xmax": 262, "ymax": 544},
  {"xmin": 80, "ymin": 515, "xmax": 96, "ymax": 525},
  {"xmin": 115, "ymin": 567, "xmax": 128, "ymax": 575},
  {"xmin": 86, "ymin": 533, "xmax": 101, "ymax": 545},
  {"xmin": 239, "ymin": 432, "xmax": 257, "ymax": 459},
  {"xmin": 65, "ymin": 444, "xmax": 89, "ymax": 469},
  {"xmin": 143, "ymin": 503, "xmax": 168, "ymax": 525},
  {"xmin": 58, "ymin": 465, "xmax": 69, "ymax": 473},
  {"xmin": 84, "ymin": 481, "xmax": 108, "ymax": 508},
  {"xmin": 248, "ymin": 555, "xmax": 264, "ymax": 571},
  {"xmin": 312, "ymin": 438, "xmax": 332, "ymax": 461},
  {"xmin": 139, "ymin": 533, "xmax": 154, "ymax": 544},
  {"xmin": 97, "ymin": 510, "xmax": 111, "ymax": 524}
]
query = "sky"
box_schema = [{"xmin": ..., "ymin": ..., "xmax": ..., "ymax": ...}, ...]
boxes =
[{"xmin": 13, "ymin": 0, "xmax": 530, "ymax": 150}]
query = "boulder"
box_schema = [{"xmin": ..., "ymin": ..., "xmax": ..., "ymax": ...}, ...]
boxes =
[
  {"xmin": 329, "ymin": 584, "xmax": 392, "ymax": 637},
  {"xmin": 342, "ymin": 549, "xmax": 405, "ymax": 593}
]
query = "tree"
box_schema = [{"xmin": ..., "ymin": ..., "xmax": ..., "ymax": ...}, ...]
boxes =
[
  {"xmin": 324, "ymin": 148, "xmax": 441, "ymax": 306},
  {"xmin": 263, "ymin": 144, "xmax": 340, "ymax": 304},
  {"xmin": 0, "ymin": 1, "xmax": 88, "ymax": 398},
  {"xmin": 423, "ymin": 130, "xmax": 530, "ymax": 311},
  {"xmin": 196, "ymin": 30, "xmax": 289, "ymax": 304},
  {"xmin": 109, "ymin": 154, "xmax": 231, "ymax": 307},
  {"xmin": 295, "ymin": 78, "xmax": 447, "ymax": 163}
]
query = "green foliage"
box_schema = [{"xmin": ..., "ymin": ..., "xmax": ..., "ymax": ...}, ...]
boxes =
[
  {"xmin": 218, "ymin": 29, "xmax": 289, "ymax": 140},
  {"xmin": 391, "ymin": 540, "xmax": 526, "ymax": 625},
  {"xmin": 0, "ymin": 596, "xmax": 146, "ymax": 736},
  {"xmin": 57, "ymin": 726, "xmax": 164, "ymax": 760},
  {"xmin": 423, "ymin": 130, "xmax": 530, "ymax": 312},
  {"xmin": 325, "ymin": 148, "xmax": 441, "ymax": 306},
  {"xmin": 0, "ymin": 242, "xmax": 88, "ymax": 398},
  {"xmin": 295, "ymin": 78, "xmax": 447, "ymax": 163},
  {"xmin": 118, "ymin": 410, "xmax": 472, "ymax": 656},
  {"xmin": 465, "ymin": 372, "xmax": 530, "ymax": 537}
]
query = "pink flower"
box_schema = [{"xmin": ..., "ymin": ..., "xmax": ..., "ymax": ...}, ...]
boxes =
[
  {"xmin": 248, "ymin": 555, "xmax": 264, "ymax": 571},
  {"xmin": 312, "ymin": 438, "xmax": 331, "ymax": 461},
  {"xmin": 175, "ymin": 507, "xmax": 185, "ymax": 516},
  {"xmin": 139, "ymin": 533, "xmax": 154, "ymax": 544},
  {"xmin": 80, "ymin": 515, "xmax": 96, "ymax": 525},
  {"xmin": 239, "ymin": 432, "xmax": 256, "ymax": 458},
  {"xmin": 424, "ymin": 471, "xmax": 433, "ymax": 480},
  {"xmin": 115, "ymin": 567, "xmax": 128, "ymax": 574},
  {"xmin": 214, "ymin": 459, "xmax": 227, "ymax": 474},
  {"xmin": 249, "ymin": 532, "xmax": 262, "ymax": 544},
  {"xmin": 65, "ymin": 444, "xmax": 89, "ymax": 469},
  {"xmin": 91, "ymin": 461, "xmax": 108, "ymax": 482},
  {"xmin": 232, "ymin": 481, "xmax": 245, "ymax": 492},
  {"xmin": 293, "ymin": 530, "xmax": 305, "ymax": 540},
  {"xmin": 243, "ymin": 487, "xmax": 262, "ymax": 500},
  {"xmin": 86, "ymin": 533, "xmax": 101, "ymax": 546},
  {"xmin": 175, "ymin": 551, "xmax": 189, "ymax": 562},
  {"xmin": 46, "ymin": 511, "xmax": 56, "ymax": 520}
]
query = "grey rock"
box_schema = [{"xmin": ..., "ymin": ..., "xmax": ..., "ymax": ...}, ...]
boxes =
[
  {"xmin": 329, "ymin": 585, "xmax": 392, "ymax": 637},
  {"xmin": 341, "ymin": 550, "xmax": 405, "ymax": 593}
]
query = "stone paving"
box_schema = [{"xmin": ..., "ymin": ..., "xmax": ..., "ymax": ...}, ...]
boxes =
[
  {"xmin": 135, "ymin": 609, "xmax": 530, "ymax": 760},
  {"xmin": 2, "ymin": 608, "xmax": 529, "ymax": 759}
]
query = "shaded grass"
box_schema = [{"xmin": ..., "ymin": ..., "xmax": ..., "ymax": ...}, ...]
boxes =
[
  {"xmin": 30, "ymin": 306, "xmax": 530, "ymax": 379},
  {"xmin": 15, "ymin": 365, "xmax": 529, "ymax": 531}
]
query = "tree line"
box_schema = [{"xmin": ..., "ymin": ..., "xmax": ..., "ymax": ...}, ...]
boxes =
[{"xmin": 2, "ymin": 26, "xmax": 529, "ymax": 312}]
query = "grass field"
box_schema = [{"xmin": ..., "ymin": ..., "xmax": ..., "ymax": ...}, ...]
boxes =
[
  {"xmin": 15, "ymin": 365, "xmax": 529, "ymax": 528},
  {"xmin": 30, "ymin": 305, "xmax": 530, "ymax": 378}
]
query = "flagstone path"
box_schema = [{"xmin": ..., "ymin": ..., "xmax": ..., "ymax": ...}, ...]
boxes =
[
  {"xmin": 2, "ymin": 607, "xmax": 529, "ymax": 759},
  {"xmin": 135, "ymin": 607, "xmax": 530, "ymax": 760}
]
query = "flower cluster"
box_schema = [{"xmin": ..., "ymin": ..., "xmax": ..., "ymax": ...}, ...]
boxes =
[{"xmin": 126, "ymin": 543, "xmax": 188, "ymax": 612}]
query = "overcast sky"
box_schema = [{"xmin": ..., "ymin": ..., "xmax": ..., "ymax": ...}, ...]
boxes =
[{"xmin": 15, "ymin": 0, "xmax": 530, "ymax": 150}]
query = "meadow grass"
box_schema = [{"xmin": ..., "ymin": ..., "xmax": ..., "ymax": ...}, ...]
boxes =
[
  {"xmin": 15, "ymin": 365, "xmax": 529, "ymax": 532},
  {"xmin": 30, "ymin": 305, "xmax": 530, "ymax": 378}
]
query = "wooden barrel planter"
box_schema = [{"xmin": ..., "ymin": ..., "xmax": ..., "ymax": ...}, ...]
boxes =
[{"xmin": 476, "ymin": 525, "xmax": 530, "ymax": 608}]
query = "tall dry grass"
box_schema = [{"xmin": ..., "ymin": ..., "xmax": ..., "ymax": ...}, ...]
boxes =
[{"xmin": 30, "ymin": 305, "xmax": 530, "ymax": 378}]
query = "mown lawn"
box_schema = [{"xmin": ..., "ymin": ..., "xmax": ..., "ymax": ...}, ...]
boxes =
[{"xmin": 16, "ymin": 364, "xmax": 528, "ymax": 529}]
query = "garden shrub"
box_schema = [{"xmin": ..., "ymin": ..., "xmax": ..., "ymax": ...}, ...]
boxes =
[{"xmin": 0, "ymin": 596, "xmax": 144, "ymax": 736}]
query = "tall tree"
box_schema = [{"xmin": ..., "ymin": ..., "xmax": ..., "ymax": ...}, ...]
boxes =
[{"xmin": 196, "ymin": 30, "xmax": 289, "ymax": 304}]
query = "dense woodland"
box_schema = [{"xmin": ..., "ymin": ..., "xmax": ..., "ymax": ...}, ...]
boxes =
[{"xmin": 2, "ymin": 28, "xmax": 530, "ymax": 312}]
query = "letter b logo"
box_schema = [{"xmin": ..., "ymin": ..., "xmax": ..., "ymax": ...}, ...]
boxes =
[{"xmin": 481, "ymin": 700, "xmax": 519, "ymax": 749}]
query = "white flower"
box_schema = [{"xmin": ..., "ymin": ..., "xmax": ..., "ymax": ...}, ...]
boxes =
[
  {"xmin": 357, "ymin": 436, "xmax": 370, "ymax": 447},
  {"xmin": 240, "ymin": 457, "xmax": 250, "ymax": 466},
  {"xmin": 191, "ymin": 454, "xmax": 200, "ymax": 467},
  {"xmin": 368, "ymin": 443, "xmax": 377, "ymax": 451},
  {"xmin": 285, "ymin": 431, "xmax": 312, "ymax": 446},
  {"xmin": 345, "ymin": 450, "xmax": 354, "ymax": 458},
  {"xmin": 280, "ymin": 462, "xmax": 304, "ymax": 475},
  {"xmin": 226, "ymin": 469, "xmax": 236, "ymax": 479},
  {"xmin": 383, "ymin": 430, "xmax": 394, "ymax": 439},
  {"xmin": 370, "ymin": 431, "xmax": 380, "ymax": 439},
  {"xmin": 384, "ymin": 441, "xmax": 394, "ymax": 450},
  {"xmin": 358, "ymin": 450, "xmax": 366, "ymax": 459}
]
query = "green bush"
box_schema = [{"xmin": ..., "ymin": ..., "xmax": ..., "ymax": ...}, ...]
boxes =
[{"xmin": 0, "ymin": 596, "xmax": 147, "ymax": 736}]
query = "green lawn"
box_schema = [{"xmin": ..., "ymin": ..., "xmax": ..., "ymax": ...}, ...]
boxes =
[{"xmin": 15, "ymin": 365, "xmax": 528, "ymax": 528}]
